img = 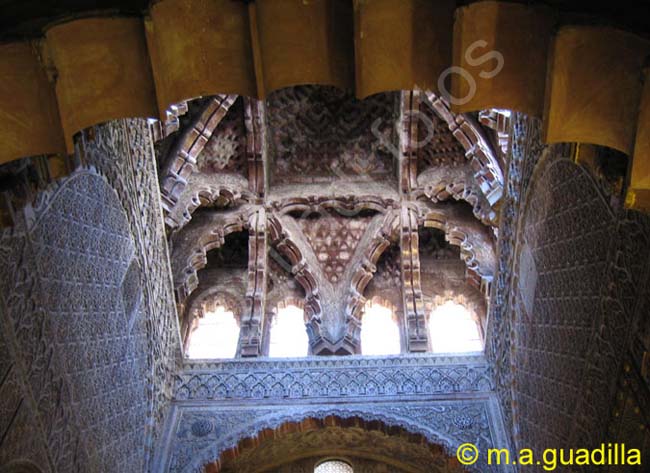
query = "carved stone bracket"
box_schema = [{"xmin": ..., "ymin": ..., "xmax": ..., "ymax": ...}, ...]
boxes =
[
  {"xmin": 150, "ymin": 100, "xmax": 189, "ymax": 142},
  {"xmin": 239, "ymin": 207, "xmax": 267, "ymax": 357},
  {"xmin": 400, "ymin": 205, "xmax": 428, "ymax": 352},
  {"xmin": 479, "ymin": 109, "xmax": 511, "ymax": 156}
]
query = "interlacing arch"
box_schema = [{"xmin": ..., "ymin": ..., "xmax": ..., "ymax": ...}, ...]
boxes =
[
  {"xmin": 423, "ymin": 91, "xmax": 504, "ymax": 207},
  {"xmin": 181, "ymin": 287, "xmax": 245, "ymax": 352},
  {"xmin": 170, "ymin": 207, "xmax": 251, "ymax": 304},
  {"xmin": 267, "ymin": 215, "xmax": 323, "ymax": 326},
  {"xmin": 344, "ymin": 210, "xmax": 399, "ymax": 323},
  {"xmin": 160, "ymin": 95, "xmax": 238, "ymax": 220},
  {"xmin": 418, "ymin": 204, "xmax": 496, "ymax": 290},
  {"xmin": 199, "ymin": 414, "xmax": 459, "ymax": 473}
]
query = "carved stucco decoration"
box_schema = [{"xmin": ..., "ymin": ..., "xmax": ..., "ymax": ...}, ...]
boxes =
[
  {"xmin": 174, "ymin": 354, "xmax": 493, "ymax": 402},
  {"xmin": 170, "ymin": 207, "xmax": 252, "ymax": 304},
  {"xmin": 265, "ymin": 86, "xmax": 398, "ymax": 186},
  {"xmin": 485, "ymin": 113, "xmax": 544, "ymax": 449},
  {"xmin": 161, "ymin": 355, "xmax": 509, "ymax": 471},
  {"xmin": 400, "ymin": 91, "xmax": 503, "ymax": 226},
  {"xmin": 216, "ymin": 425, "xmax": 464, "ymax": 473},
  {"xmin": 509, "ymin": 149, "xmax": 650, "ymax": 454},
  {"xmin": 417, "ymin": 201, "xmax": 496, "ymax": 289},
  {"xmin": 0, "ymin": 161, "xmax": 179, "ymax": 473},
  {"xmin": 78, "ymin": 119, "xmax": 182, "ymax": 469},
  {"xmin": 268, "ymin": 209, "xmax": 399, "ymax": 355},
  {"xmin": 160, "ymin": 95, "xmax": 238, "ymax": 222},
  {"xmin": 162, "ymin": 399, "xmax": 506, "ymax": 473}
]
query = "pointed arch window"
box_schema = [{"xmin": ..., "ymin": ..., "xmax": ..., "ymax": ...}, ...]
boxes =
[
  {"xmin": 429, "ymin": 301, "xmax": 483, "ymax": 353},
  {"xmin": 268, "ymin": 304, "xmax": 309, "ymax": 357},
  {"xmin": 186, "ymin": 306, "xmax": 240, "ymax": 359},
  {"xmin": 360, "ymin": 301, "xmax": 401, "ymax": 355}
]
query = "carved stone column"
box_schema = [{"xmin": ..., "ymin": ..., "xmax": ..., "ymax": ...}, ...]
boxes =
[
  {"xmin": 239, "ymin": 207, "xmax": 267, "ymax": 357},
  {"xmin": 400, "ymin": 205, "xmax": 428, "ymax": 352}
]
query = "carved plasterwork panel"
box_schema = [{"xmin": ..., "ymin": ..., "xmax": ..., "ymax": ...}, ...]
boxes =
[
  {"xmin": 0, "ymin": 161, "xmax": 178, "ymax": 473},
  {"xmin": 78, "ymin": 119, "xmax": 181, "ymax": 469},
  {"xmin": 196, "ymin": 98, "xmax": 247, "ymax": 177},
  {"xmin": 28, "ymin": 171, "xmax": 147, "ymax": 472},
  {"xmin": 294, "ymin": 213, "xmax": 374, "ymax": 285},
  {"xmin": 266, "ymin": 86, "xmax": 398, "ymax": 185},
  {"xmin": 485, "ymin": 114, "xmax": 543, "ymax": 449},
  {"xmin": 219, "ymin": 427, "xmax": 463, "ymax": 473},
  {"xmin": 164, "ymin": 397, "xmax": 505, "ymax": 473},
  {"xmin": 510, "ymin": 151, "xmax": 650, "ymax": 456},
  {"xmin": 174, "ymin": 354, "xmax": 493, "ymax": 403}
]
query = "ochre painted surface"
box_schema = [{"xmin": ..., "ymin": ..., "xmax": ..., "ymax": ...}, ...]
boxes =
[
  {"xmin": 46, "ymin": 17, "xmax": 158, "ymax": 151},
  {"xmin": 544, "ymin": 26, "xmax": 650, "ymax": 155},
  {"xmin": 451, "ymin": 1, "xmax": 556, "ymax": 116},
  {"xmin": 353, "ymin": 0, "xmax": 454, "ymax": 98},
  {"xmin": 149, "ymin": 0, "xmax": 256, "ymax": 112},
  {"xmin": 254, "ymin": 0, "xmax": 354, "ymax": 96},
  {"xmin": 0, "ymin": 42, "xmax": 65, "ymax": 163},
  {"xmin": 627, "ymin": 67, "xmax": 650, "ymax": 210}
]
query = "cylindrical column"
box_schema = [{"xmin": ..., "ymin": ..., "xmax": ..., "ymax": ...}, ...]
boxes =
[
  {"xmin": 0, "ymin": 42, "xmax": 65, "ymax": 163},
  {"xmin": 451, "ymin": 1, "xmax": 556, "ymax": 116},
  {"xmin": 148, "ymin": 0, "xmax": 256, "ymax": 113},
  {"xmin": 46, "ymin": 17, "xmax": 158, "ymax": 151},
  {"xmin": 544, "ymin": 26, "xmax": 650, "ymax": 154},
  {"xmin": 254, "ymin": 0, "xmax": 354, "ymax": 96},
  {"xmin": 353, "ymin": 0, "xmax": 454, "ymax": 98}
]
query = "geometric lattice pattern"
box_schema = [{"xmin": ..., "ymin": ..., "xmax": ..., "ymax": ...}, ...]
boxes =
[
  {"xmin": 513, "ymin": 159, "xmax": 615, "ymax": 450},
  {"xmin": 30, "ymin": 172, "xmax": 149, "ymax": 472},
  {"xmin": 266, "ymin": 86, "xmax": 397, "ymax": 184},
  {"xmin": 296, "ymin": 214, "xmax": 374, "ymax": 284}
]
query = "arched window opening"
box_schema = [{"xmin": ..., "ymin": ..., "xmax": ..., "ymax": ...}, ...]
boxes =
[
  {"xmin": 429, "ymin": 301, "xmax": 483, "ymax": 353},
  {"xmin": 314, "ymin": 459, "xmax": 353, "ymax": 473},
  {"xmin": 186, "ymin": 306, "xmax": 240, "ymax": 359},
  {"xmin": 268, "ymin": 304, "xmax": 309, "ymax": 358},
  {"xmin": 360, "ymin": 301, "xmax": 401, "ymax": 355}
]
